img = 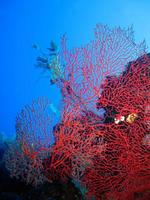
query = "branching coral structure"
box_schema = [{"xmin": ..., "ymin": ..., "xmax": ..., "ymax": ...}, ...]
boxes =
[{"xmin": 3, "ymin": 24, "xmax": 150, "ymax": 200}]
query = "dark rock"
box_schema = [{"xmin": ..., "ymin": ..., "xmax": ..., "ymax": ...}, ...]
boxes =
[{"xmin": 0, "ymin": 192, "xmax": 22, "ymax": 200}]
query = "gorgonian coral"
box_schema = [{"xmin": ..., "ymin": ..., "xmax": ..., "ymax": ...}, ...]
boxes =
[
  {"xmin": 4, "ymin": 142, "xmax": 48, "ymax": 186},
  {"xmin": 44, "ymin": 111, "xmax": 105, "ymax": 183},
  {"xmin": 16, "ymin": 97, "xmax": 54, "ymax": 152},
  {"xmin": 4, "ymin": 24, "xmax": 150, "ymax": 200},
  {"xmin": 4, "ymin": 97, "xmax": 53, "ymax": 186},
  {"xmin": 57, "ymin": 24, "xmax": 150, "ymax": 199},
  {"xmin": 81, "ymin": 54, "xmax": 150, "ymax": 200},
  {"xmin": 60, "ymin": 24, "xmax": 146, "ymax": 116}
]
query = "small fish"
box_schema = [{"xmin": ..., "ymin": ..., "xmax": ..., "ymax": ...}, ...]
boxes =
[
  {"xmin": 32, "ymin": 43, "xmax": 39, "ymax": 50},
  {"xmin": 36, "ymin": 56, "xmax": 48, "ymax": 63},
  {"xmin": 114, "ymin": 115, "xmax": 125, "ymax": 124},
  {"xmin": 47, "ymin": 41, "xmax": 57, "ymax": 52},
  {"xmin": 126, "ymin": 113, "xmax": 137, "ymax": 124}
]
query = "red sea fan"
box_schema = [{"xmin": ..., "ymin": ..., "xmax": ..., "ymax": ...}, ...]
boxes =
[
  {"xmin": 44, "ymin": 111, "xmax": 105, "ymax": 183},
  {"xmin": 81, "ymin": 54, "xmax": 150, "ymax": 200},
  {"xmin": 82, "ymin": 123, "xmax": 150, "ymax": 200},
  {"xmin": 4, "ymin": 97, "xmax": 54, "ymax": 186},
  {"xmin": 53, "ymin": 24, "xmax": 149, "ymax": 199},
  {"xmin": 5, "ymin": 23, "xmax": 149, "ymax": 198},
  {"xmin": 4, "ymin": 141, "xmax": 48, "ymax": 186},
  {"xmin": 97, "ymin": 54, "xmax": 150, "ymax": 118},
  {"xmin": 60, "ymin": 24, "xmax": 146, "ymax": 116},
  {"xmin": 16, "ymin": 97, "xmax": 54, "ymax": 155}
]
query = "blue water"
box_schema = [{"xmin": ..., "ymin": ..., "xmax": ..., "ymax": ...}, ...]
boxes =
[{"xmin": 0, "ymin": 0, "xmax": 150, "ymax": 140}]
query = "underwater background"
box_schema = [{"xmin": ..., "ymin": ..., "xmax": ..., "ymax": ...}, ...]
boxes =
[{"xmin": 0, "ymin": 1, "xmax": 150, "ymax": 200}]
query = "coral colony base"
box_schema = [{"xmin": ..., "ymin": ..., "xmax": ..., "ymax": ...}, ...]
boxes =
[{"xmin": 1, "ymin": 24, "xmax": 150, "ymax": 200}]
